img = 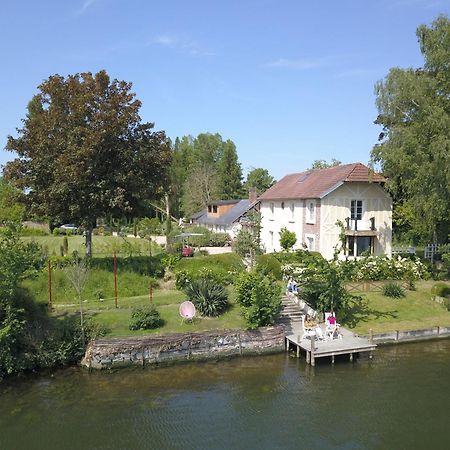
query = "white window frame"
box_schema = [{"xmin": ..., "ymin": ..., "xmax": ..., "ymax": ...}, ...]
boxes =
[
  {"xmin": 305, "ymin": 234, "xmax": 315, "ymax": 251},
  {"xmin": 350, "ymin": 199, "xmax": 363, "ymax": 220},
  {"xmin": 306, "ymin": 200, "xmax": 316, "ymax": 224}
]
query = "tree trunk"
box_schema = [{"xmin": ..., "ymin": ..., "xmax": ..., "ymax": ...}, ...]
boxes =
[{"xmin": 85, "ymin": 228, "xmax": 93, "ymax": 257}]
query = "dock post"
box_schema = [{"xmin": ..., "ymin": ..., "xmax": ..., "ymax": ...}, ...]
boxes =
[
  {"xmin": 285, "ymin": 337, "xmax": 288, "ymax": 352},
  {"xmin": 349, "ymin": 353, "xmax": 353, "ymax": 362},
  {"xmin": 311, "ymin": 353, "xmax": 315, "ymax": 366},
  {"xmin": 331, "ymin": 355, "xmax": 335, "ymax": 364},
  {"xmin": 369, "ymin": 328, "xmax": 373, "ymax": 344},
  {"xmin": 296, "ymin": 344, "xmax": 300, "ymax": 358},
  {"xmin": 306, "ymin": 351, "xmax": 310, "ymax": 364}
]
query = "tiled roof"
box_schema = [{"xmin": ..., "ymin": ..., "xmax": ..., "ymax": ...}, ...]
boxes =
[{"xmin": 259, "ymin": 163, "xmax": 385, "ymax": 201}]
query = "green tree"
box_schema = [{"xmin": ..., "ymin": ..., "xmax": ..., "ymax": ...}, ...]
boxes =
[
  {"xmin": 235, "ymin": 271, "xmax": 282, "ymax": 329},
  {"xmin": 309, "ymin": 159, "xmax": 341, "ymax": 170},
  {"xmin": 5, "ymin": 70, "xmax": 172, "ymax": 256},
  {"xmin": 279, "ymin": 227, "xmax": 297, "ymax": 251},
  {"xmin": 0, "ymin": 178, "xmax": 25, "ymax": 224},
  {"xmin": 217, "ymin": 141, "xmax": 243, "ymax": 199},
  {"xmin": 244, "ymin": 168, "xmax": 275, "ymax": 195},
  {"xmin": 371, "ymin": 16, "xmax": 450, "ymax": 244}
]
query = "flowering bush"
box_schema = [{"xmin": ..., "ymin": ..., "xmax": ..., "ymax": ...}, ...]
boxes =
[{"xmin": 339, "ymin": 256, "xmax": 427, "ymax": 281}]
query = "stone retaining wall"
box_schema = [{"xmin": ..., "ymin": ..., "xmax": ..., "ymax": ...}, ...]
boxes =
[
  {"xmin": 366, "ymin": 326, "xmax": 450, "ymax": 344},
  {"xmin": 82, "ymin": 326, "xmax": 285, "ymax": 370}
]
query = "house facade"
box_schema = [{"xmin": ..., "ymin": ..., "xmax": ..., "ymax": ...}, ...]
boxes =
[{"xmin": 259, "ymin": 163, "xmax": 392, "ymax": 259}]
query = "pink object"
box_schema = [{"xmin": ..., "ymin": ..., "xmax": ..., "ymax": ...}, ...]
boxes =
[
  {"xmin": 179, "ymin": 301, "xmax": 196, "ymax": 320},
  {"xmin": 327, "ymin": 315, "xmax": 336, "ymax": 325}
]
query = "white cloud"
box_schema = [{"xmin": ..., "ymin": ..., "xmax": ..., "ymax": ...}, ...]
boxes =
[
  {"xmin": 76, "ymin": 0, "xmax": 98, "ymax": 15},
  {"xmin": 151, "ymin": 34, "xmax": 215, "ymax": 57},
  {"xmin": 266, "ymin": 55, "xmax": 345, "ymax": 70}
]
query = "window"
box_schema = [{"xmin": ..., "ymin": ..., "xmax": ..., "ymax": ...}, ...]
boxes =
[
  {"xmin": 270, "ymin": 203, "xmax": 274, "ymax": 216},
  {"xmin": 347, "ymin": 236, "xmax": 373, "ymax": 257},
  {"xmin": 212, "ymin": 205, "xmax": 218, "ymax": 213},
  {"xmin": 281, "ymin": 202, "xmax": 285, "ymax": 210},
  {"xmin": 351, "ymin": 200, "xmax": 363, "ymax": 220},
  {"xmin": 290, "ymin": 203, "xmax": 295, "ymax": 220},
  {"xmin": 269, "ymin": 231, "xmax": 274, "ymax": 247},
  {"xmin": 306, "ymin": 200, "xmax": 316, "ymax": 224},
  {"xmin": 305, "ymin": 234, "xmax": 315, "ymax": 251},
  {"xmin": 208, "ymin": 205, "xmax": 212, "ymax": 213}
]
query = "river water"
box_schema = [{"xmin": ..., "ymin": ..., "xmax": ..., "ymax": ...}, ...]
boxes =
[{"xmin": 1, "ymin": 339, "xmax": 450, "ymax": 450}]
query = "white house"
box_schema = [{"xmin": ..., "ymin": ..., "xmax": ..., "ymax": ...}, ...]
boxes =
[
  {"xmin": 191, "ymin": 189, "xmax": 259, "ymax": 239},
  {"xmin": 259, "ymin": 163, "xmax": 392, "ymax": 259}
]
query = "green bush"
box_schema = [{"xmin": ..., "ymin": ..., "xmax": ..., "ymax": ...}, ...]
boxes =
[
  {"xmin": 184, "ymin": 278, "xmax": 228, "ymax": 317},
  {"xmin": 129, "ymin": 305, "xmax": 163, "ymax": 330},
  {"xmin": 255, "ymin": 254, "xmax": 282, "ymax": 280},
  {"xmin": 20, "ymin": 227, "xmax": 49, "ymax": 236},
  {"xmin": 431, "ymin": 283, "xmax": 450, "ymax": 298},
  {"xmin": 279, "ymin": 227, "xmax": 297, "ymax": 251},
  {"xmin": 209, "ymin": 232, "xmax": 231, "ymax": 247},
  {"xmin": 235, "ymin": 271, "xmax": 282, "ymax": 329},
  {"xmin": 383, "ymin": 282, "xmax": 405, "ymax": 298},
  {"xmin": 174, "ymin": 253, "xmax": 245, "ymax": 286}
]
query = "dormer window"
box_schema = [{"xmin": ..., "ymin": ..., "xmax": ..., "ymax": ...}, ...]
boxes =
[
  {"xmin": 213, "ymin": 205, "xmax": 217, "ymax": 213},
  {"xmin": 208, "ymin": 204, "xmax": 218, "ymax": 214}
]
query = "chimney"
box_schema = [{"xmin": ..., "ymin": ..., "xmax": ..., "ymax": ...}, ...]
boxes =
[{"xmin": 249, "ymin": 187, "xmax": 257, "ymax": 204}]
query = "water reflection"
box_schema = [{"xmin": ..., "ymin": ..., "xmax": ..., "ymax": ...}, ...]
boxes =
[{"xmin": 1, "ymin": 340, "xmax": 450, "ymax": 449}]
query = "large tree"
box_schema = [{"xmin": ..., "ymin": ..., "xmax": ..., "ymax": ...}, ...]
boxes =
[
  {"xmin": 217, "ymin": 140, "xmax": 243, "ymax": 200},
  {"xmin": 371, "ymin": 16, "xmax": 450, "ymax": 244},
  {"xmin": 171, "ymin": 132, "xmax": 242, "ymax": 217},
  {"xmin": 5, "ymin": 70, "xmax": 171, "ymax": 255},
  {"xmin": 244, "ymin": 167, "xmax": 275, "ymax": 195},
  {"xmin": 309, "ymin": 159, "xmax": 341, "ymax": 170}
]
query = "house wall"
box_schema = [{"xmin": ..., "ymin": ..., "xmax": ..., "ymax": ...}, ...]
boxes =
[
  {"xmin": 319, "ymin": 182, "xmax": 392, "ymax": 259},
  {"xmin": 260, "ymin": 182, "xmax": 392, "ymax": 259},
  {"xmin": 196, "ymin": 222, "xmax": 240, "ymax": 239},
  {"xmin": 260, "ymin": 200, "xmax": 303, "ymax": 252}
]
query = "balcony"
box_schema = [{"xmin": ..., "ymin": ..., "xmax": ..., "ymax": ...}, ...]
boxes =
[{"xmin": 344, "ymin": 217, "xmax": 377, "ymax": 236}]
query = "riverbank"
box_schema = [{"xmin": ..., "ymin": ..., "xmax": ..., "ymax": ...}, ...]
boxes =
[{"xmin": 82, "ymin": 326, "xmax": 284, "ymax": 369}]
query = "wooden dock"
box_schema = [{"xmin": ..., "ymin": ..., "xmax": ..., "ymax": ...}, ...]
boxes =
[{"xmin": 278, "ymin": 295, "xmax": 376, "ymax": 365}]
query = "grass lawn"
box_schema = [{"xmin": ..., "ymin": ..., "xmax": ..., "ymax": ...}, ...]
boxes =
[
  {"xmin": 345, "ymin": 280, "xmax": 450, "ymax": 335},
  {"xmin": 22, "ymin": 234, "xmax": 161, "ymax": 256}
]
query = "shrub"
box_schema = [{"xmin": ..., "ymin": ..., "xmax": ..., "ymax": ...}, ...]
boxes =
[
  {"xmin": 20, "ymin": 227, "xmax": 49, "ymax": 236},
  {"xmin": 174, "ymin": 253, "xmax": 245, "ymax": 286},
  {"xmin": 235, "ymin": 271, "xmax": 282, "ymax": 329},
  {"xmin": 184, "ymin": 278, "xmax": 228, "ymax": 317},
  {"xmin": 209, "ymin": 232, "xmax": 231, "ymax": 247},
  {"xmin": 279, "ymin": 227, "xmax": 297, "ymax": 251},
  {"xmin": 431, "ymin": 283, "xmax": 450, "ymax": 298},
  {"xmin": 129, "ymin": 306, "xmax": 163, "ymax": 330},
  {"xmin": 383, "ymin": 282, "xmax": 405, "ymax": 298},
  {"xmin": 255, "ymin": 254, "xmax": 282, "ymax": 280}
]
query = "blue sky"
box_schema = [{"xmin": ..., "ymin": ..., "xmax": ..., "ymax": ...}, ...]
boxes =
[{"xmin": 1, "ymin": 0, "xmax": 449, "ymax": 180}]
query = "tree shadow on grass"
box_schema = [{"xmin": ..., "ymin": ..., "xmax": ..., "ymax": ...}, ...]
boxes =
[{"xmin": 341, "ymin": 296, "xmax": 397, "ymax": 329}]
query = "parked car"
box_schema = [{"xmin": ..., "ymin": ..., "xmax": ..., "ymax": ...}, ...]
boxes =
[{"xmin": 59, "ymin": 224, "xmax": 78, "ymax": 232}]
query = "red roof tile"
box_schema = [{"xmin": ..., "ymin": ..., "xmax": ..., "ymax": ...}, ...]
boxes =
[{"xmin": 259, "ymin": 163, "xmax": 385, "ymax": 200}]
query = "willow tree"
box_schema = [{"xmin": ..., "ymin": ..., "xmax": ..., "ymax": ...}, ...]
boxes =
[
  {"xmin": 371, "ymin": 16, "xmax": 450, "ymax": 244},
  {"xmin": 5, "ymin": 70, "xmax": 171, "ymax": 255}
]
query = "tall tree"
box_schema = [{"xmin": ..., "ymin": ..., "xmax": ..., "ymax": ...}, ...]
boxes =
[
  {"xmin": 217, "ymin": 140, "xmax": 243, "ymax": 199},
  {"xmin": 170, "ymin": 132, "xmax": 242, "ymax": 216},
  {"xmin": 5, "ymin": 70, "xmax": 171, "ymax": 255},
  {"xmin": 371, "ymin": 16, "xmax": 450, "ymax": 244},
  {"xmin": 244, "ymin": 168, "xmax": 275, "ymax": 195}
]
